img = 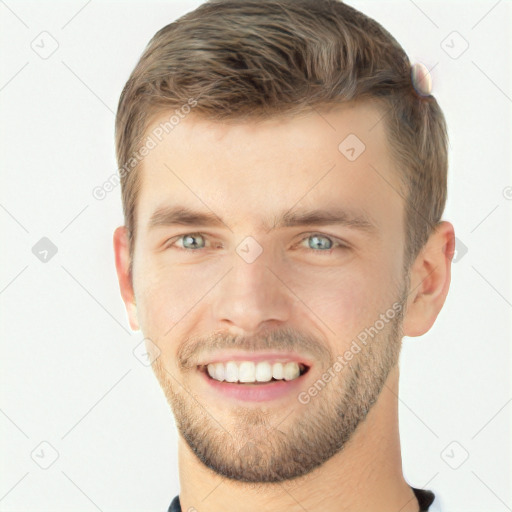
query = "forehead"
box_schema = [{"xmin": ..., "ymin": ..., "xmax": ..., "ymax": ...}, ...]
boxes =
[{"xmin": 136, "ymin": 102, "xmax": 403, "ymax": 233}]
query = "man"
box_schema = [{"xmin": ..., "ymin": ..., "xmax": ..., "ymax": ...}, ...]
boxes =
[{"xmin": 113, "ymin": 1, "xmax": 454, "ymax": 510}]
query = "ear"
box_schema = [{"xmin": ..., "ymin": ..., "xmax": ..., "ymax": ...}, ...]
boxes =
[
  {"xmin": 113, "ymin": 226, "xmax": 139, "ymax": 331},
  {"xmin": 402, "ymin": 221, "xmax": 455, "ymax": 337}
]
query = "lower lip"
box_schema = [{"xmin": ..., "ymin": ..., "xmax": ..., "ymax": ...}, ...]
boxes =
[{"xmin": 198, "ymin": 368, "xmax": 309, "ymax": 402}]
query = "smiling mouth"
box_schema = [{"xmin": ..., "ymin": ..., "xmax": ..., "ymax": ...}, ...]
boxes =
[{"xmin": 197, "ymin": 362, "xmax": 310, "ymax": 385}]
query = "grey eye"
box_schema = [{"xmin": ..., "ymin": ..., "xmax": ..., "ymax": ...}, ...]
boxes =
[
  {"xmin": 182, "ymin": 234, "xmax": 206, "ymax": 249},
  {"xmin": 307, "ymin": 234, "xmax": 333, "ymax": 250}
]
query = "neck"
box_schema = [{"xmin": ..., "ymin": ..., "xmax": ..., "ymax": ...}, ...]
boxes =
[{"xmin": 177, "ymin": 366, "xmax": 419, "ymax": 512}]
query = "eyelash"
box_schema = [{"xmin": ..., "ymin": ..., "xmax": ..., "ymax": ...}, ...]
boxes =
[{"xmin": 164, "ymin": 232, "xmax": 348, "ymax": 255}]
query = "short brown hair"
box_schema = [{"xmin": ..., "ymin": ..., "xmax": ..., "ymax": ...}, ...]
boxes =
[{"xmin": 115, "ymin": 0, "xmax": 448, "ymax": 270}]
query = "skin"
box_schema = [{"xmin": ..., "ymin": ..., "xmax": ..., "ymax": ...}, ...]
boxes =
[{"xmin": 114, "ymin": 101, "xmax": 455, "ymax": 512}]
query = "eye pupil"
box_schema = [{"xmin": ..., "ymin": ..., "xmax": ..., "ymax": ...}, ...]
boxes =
[
  {"xmin": 183, "ymin": 234, "xmax": 204, "ymax": 249},
  {"xmin": 309, "ymin": 235, "xmax": 332, "ymax": 250}
]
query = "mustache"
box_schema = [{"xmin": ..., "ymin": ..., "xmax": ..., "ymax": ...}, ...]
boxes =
[{"xmin": 176, "ymin": 326, "xmax": 333, "ymax": 371}]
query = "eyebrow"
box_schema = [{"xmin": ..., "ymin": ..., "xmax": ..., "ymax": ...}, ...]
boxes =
[{"xmin": 147, "ymin": 205, "xmax": 377, "ymax": 233}]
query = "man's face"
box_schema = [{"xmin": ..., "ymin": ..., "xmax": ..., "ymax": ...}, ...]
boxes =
[{"xmin": 128, "ymin": 102, "xmax": 409, "ymax": 482}]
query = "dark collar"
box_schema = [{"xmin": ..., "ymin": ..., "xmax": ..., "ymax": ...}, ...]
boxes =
[{"xmin": 168, "ymin": 486, "xmax": 436, "ymax": 512}]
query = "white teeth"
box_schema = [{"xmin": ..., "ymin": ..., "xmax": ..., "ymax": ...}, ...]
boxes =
[
  {"xmin": 238, "ymin": 361, "xmax": 255, "ymax": 382},
  {"xmin": 204, "ymin": 360, "xmax": 304, "ymax": 383},
  {"xmin": 255, "ymin": 362, "xmax": 272, "ymax": 382},
  {"xmin": 225, "ymin": 361, "xmax": 238, "ymax": 382},
  {"xmin": 207, "ymin": 364, "xmax": 216, "ymax": 379},
  {"xmin": 272, "ymin": 362, "xmax": 284, "ymax": 380},
  {"xmin": 214, "ymin": 362, "xmax": 225, "ymax": 381},
  {"xmin": 283, "ymin": 362, "xmax": 300, "ymax": 381}
]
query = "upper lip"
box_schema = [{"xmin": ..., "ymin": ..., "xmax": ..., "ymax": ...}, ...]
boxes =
[{"xmin": 196, "ymin": 351, "xmax": 313, "ymax": 368}]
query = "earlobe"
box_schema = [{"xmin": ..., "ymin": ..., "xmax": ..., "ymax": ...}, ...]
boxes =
[
  {"xmin": 402, "ymin": 221, "xmax": 455, "ymax": 337},
  {"xmin": 113, "ymin": 226, "xmax": 140, "ymax": 331}
]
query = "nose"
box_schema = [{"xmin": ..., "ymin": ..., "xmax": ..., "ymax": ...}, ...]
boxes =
[{"xmin": 211, "ymin": 249, "xmax": 294, "ymax": 335}]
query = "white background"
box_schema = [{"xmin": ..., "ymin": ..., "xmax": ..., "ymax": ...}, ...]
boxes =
[{"xmin": 0, "ymin": 1, "xmax": 511, "ymax": 511}]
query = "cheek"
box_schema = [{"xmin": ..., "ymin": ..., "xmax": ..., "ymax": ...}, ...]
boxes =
[
  {"xmin": 133, "ymin": 258, "xmax": 225, "ymax": 335},
  {"xmin": 289, "ymin": 260, "xmax": 397, "ymax": 342}
]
